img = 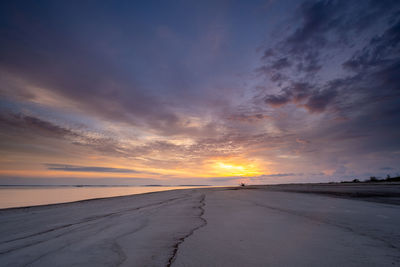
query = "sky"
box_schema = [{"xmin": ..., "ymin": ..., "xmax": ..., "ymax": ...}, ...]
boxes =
[{"xmin": 0, "ymin": 0, "xmax": 399, "ymax": 185}]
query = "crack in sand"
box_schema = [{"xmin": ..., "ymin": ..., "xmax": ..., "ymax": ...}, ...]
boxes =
[
  {"xmin": 111, "ymin": 241, "xmax": 127, "ymax": 267},
  {"xmin": 110, "ymin": 219, "xmax": 150, "ymax": 267},
  {"xmin": 1, "ymin": 195, "xmax": 188, "ymax": 245},
  {"xmin": 22, "ymin": 218, "xmax": 150, "ymax": 267},
  {"xmin": 20, "ymin": 222, "xmax": 114, "ymax": 266},
  {"xmin": 167, "ymin": 194, "xmax": 207, "ymax": 267},
  {"xmin": 0, "ymin": 195, "xmax": 190, "ymax": 255}
]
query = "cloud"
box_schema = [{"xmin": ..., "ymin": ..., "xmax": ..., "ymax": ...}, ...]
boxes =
[
  {"xmin": 259, "ymin": 173, "xmax": 299, "ymax": 177},
  {"xmin": 0, "ymin": 2, "xmax": 223, "ymax": 138},
  {"xmin": 343, "ymin": 19, "xmax": 400, "ymax": 72},
  {"xmin": 251, "ymin": 0, "xmax": 400, "ymax": 180},
  {"xmin": 271, "ymin": 57, "xmax": 292, "ymax": 70},
  {"xmin": 296, "ymin": 138, "xmax": 310, "ymax": 145},
  {"xmin": 258, "ymin": 1, "xmax": 346, "ymax": 81},
  {"xmin": 264, "ymin": 82, "xmax": 337, "ymax": 113},
  {"xmin": 303, "ymin": 88, "xmax": 337, "ymax": 113},
  {"xmin": 280, "ymin": 0, "xmax": 399, "ymax": 72},
  {"xmin": 260, "ymin": 1, "xmax": 400, "ymax": 117},
  {"xmin": 0, "ymin": 112, "xmax": 131, "ymax": 157},
  {"xmin": 285, "ymin": 0, "xmax": 341, "ymax": 49},
  {"xmin": 1, "ymin": 0, "xmax": 399, "ymax": 184},
  {"xmin": 0, "ymin": 113, "xmax": 78, "ymax": 138},
  {"xmin": 227, "ymin": 113, "xmax": 271, "ymax": 122},
  {"xmin": 45, "ymin": 164, "xmax": 156, "ymax": 174},
  {"xmin": 208, "ymin": 177, "xmax": 242, "ymax": 182},
  {"xmin": 264, "ymin": 83, "xmax": 309, "ymax": 107},
  {"xmin": 264, "ymin": 94, "xmax": 292, "ymax": 107},
  {"xmin": 0, "ymin": 176, "xmax": 163, "ymax": 186},
  {"xmin": 258, "ymin": 0, "xmax": 400, "ymax": 89}
]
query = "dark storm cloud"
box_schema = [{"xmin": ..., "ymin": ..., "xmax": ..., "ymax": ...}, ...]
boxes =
[
  {"xmin": 343, "ymin": 19, "xmax": 400, "ymax": 72},
  {"xmin": 270, "ymin": 58, "xmax": 292, "ymax": 70},
  {"xmin": 285, "ymin": 0, "xmax": 343, "ymax": 50},
  {"xmin": 259, "ymin": 0, "xmax": 400, "ymax": 85},
  {"xmin": 304, "ymin": 88, "xmax": 337, "ymax": 113},
  {"xmin": 264, "ymin": 86, "xmax": 338, "ymax": 113},
  {"xmin": 255, "ymin": 0, "xmax": 400, "ymax": 179},
  {"xmin": 264, "ymin": 94, "xmax": 292, "ymax": 107},
  {"xmin": 259, "ymin": 0, "xmax": 346, "ymax": 79},
  {"xmin": 264, "ymin": 82, "xmax": 338, "ymax": 112},
  {"xmin": 261, "ymin": 0, "xmax": 400, "ymax": 114},
  {"xmin": 333, "ymin": 17, "xmax": 400, "ymax": 115},
  {"xmin": 282, "ymin": 0, "xmax": 399, "ymax": 68}
]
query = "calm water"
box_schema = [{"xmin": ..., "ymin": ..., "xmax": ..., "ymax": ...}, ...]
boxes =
[{"xmin": 0, "ymin": 186, "xmax": 204, "ymax": 209}]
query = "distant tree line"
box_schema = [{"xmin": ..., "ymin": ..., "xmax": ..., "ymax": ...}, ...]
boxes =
[{"xmin": 338, "ymin": 175, "xmax": 400, "ymax": 184}]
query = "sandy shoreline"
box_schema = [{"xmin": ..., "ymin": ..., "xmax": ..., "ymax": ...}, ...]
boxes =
[
  {"xmin": 0, "ymin": 184, "xmax": 399, "ymax": 266},
  {"xmin": 248, "ymin": 182, "xmax": 400, "ymax": 205}
]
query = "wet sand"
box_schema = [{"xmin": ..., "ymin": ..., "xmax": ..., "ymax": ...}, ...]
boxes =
[{"xmin": 0, "ymin": 184, "xmax": 399, "ymax": 266}]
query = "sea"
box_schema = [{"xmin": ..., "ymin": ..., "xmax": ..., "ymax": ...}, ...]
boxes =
[{"xmin": 0, "ymin": 185, "xmax": 208, "ymax": 209}]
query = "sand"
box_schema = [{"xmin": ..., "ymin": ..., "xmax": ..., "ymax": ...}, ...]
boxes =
[{"xmin": 0, "ymin": 184, "xmax": 399, "ymax": 266}]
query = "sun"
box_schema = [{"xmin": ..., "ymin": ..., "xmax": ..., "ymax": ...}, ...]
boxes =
[
  {"xmin": 217, "ymin": 162, "xmax": 245, "ymax": 172},
  {"xmin": 211, "ymin": 160, "xmax": 261, "ymax": 177}
]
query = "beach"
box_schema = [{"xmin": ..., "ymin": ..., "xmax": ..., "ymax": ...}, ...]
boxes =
[{"xmin": 0, "ymin": 184, "xmax": 399, "ymax": 266}]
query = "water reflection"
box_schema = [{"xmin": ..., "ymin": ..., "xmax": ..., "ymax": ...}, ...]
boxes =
[{"xmin": 0, "ymin": 186, "xmax": 205, "ymax": 209}]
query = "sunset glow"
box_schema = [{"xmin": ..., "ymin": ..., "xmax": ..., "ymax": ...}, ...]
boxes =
[
  {"xmin": 212, "ymin": 161, "xmax": 261, "ymax": 177},
  {"xmin": 0, "ymin": 0, "xmax": 399, "ymax": 186}
]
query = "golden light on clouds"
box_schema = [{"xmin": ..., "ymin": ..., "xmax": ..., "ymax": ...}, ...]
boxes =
[{"xmin": 208, "ymin": 158, "xmax": 262, "ymax": 177}]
